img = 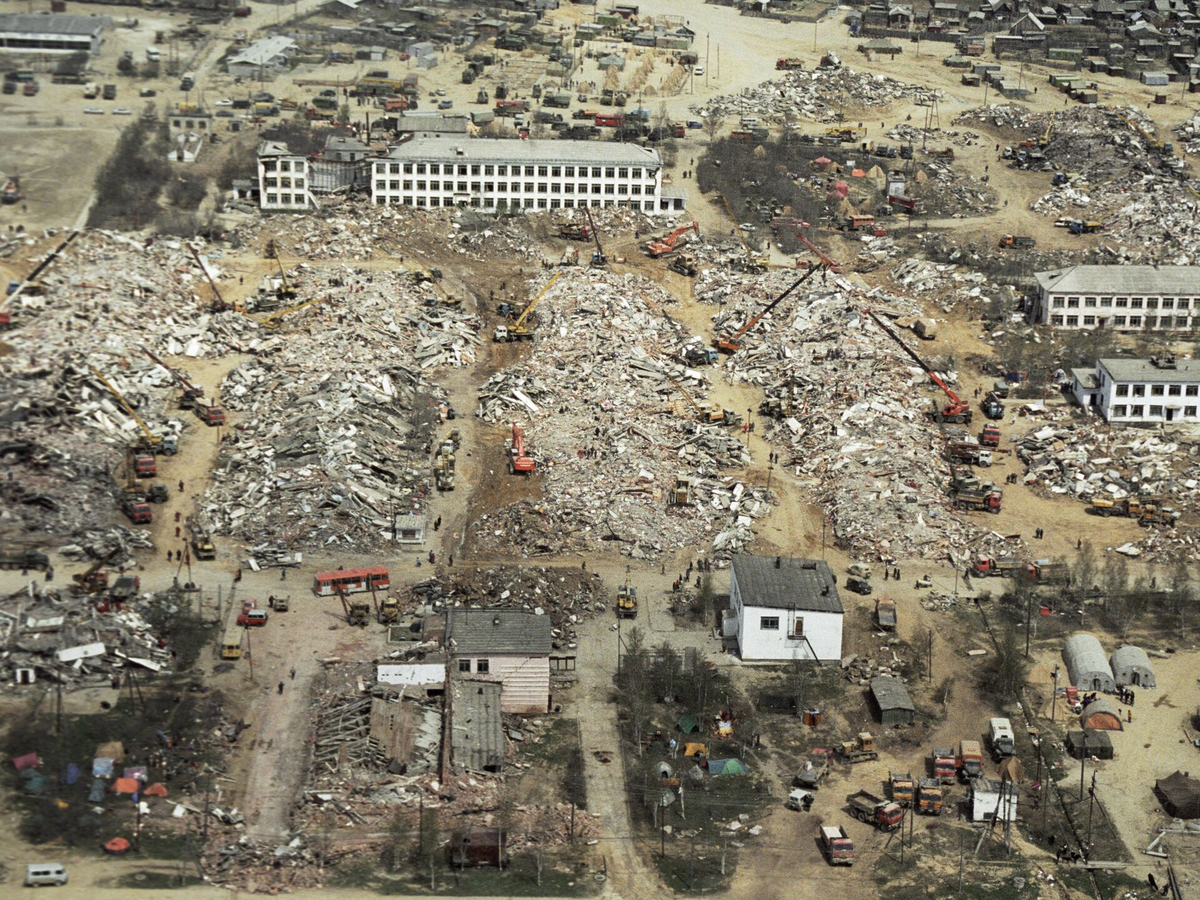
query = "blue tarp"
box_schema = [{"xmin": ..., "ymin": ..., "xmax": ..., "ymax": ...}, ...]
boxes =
[{"xmin": 66, "ymin": 763, "xmax": 80, "ymax": 785}]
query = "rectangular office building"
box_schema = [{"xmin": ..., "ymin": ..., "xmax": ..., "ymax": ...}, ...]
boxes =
[
  {"xmin": 1032, "ymin": 265, "xmax": 1200, "ymax": 331},
  {"xmin": 1071, "ymin": 355, "xmax": 1200, "ymax": 424},
  {"xmin": 371, "ymin": 138, "xmax": 681, "ymax": 214}
]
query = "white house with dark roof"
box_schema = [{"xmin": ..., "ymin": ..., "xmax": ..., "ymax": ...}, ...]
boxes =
[
  {"xmin": 1070, "ymin": 355, "xmax": 1200, "ymax": 423},
  {"xmin": 445, "ymin": 609, "xmax": 552, "ymax": 714},
  {"xmin": 1032, "ymin": 265, "xmax": 1200, "ymax": 331},
  {"xmin": 725, "ymin": 555, "xmax": 844, "ymax": 662}
]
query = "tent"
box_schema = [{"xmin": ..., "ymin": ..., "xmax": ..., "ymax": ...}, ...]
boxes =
[
  {"xmin": 104, "ymin": 837, "xmax": 131, "ymax": 854},
  {"xmin": 1110, "ymin": 645, "xmax": 1156, "ymax": 687},
  {"xmin": 94, "ymin": 741, "xmax": 126, "ymax": 763},
  {"xmin": 1079, "ymin": 698, "xmax": 1123, "ymax": 731},
  {"xmin": 813, "ymin": 156, "xmax": 832, "ymax": 169},
  {"xmin": 1156, "ymin": 771, "xmax": 1200, "ymax": 819},
  {"xmin": 1065, "ymin": 730, "xmax": 1113, "ymax": 760},
  {"xmin": 112, "ymin": 778, "xmax": 141, "ymax": 795},
  {"xmin": 708, "ymin": 758, "xmax": 749, "ymax": 776},
  {"xmin": 93, "ymin": 758, "xmax": 115, "ymax": 778},
  {"xmin": 1063, "ymin": 633, "xmax": 1116, "ymax": 692},
  {"xmin": 144, "ymin": 783, "xmax": 169, "ymax": 798},
  {"xmin": 123, "ymin": 766, "xmax": 147, "ymax": 782},
  {"xmin": 12, "ymin": 752, "xmax": 39, "ymax": 771},
  {"xmin": 676, "ymin": 715, "xmax": 700, "ymax": 734},
  {"xmin": 998, "ymin": 757, "xmax": 1025, "ymax": 783},
  {"xmin": 88, "ymin": 779, "xmax": 108, "ymax": 804},
  {"xmin": 683, "ymin": 742, "xmax": 707, "ymax": 759}
]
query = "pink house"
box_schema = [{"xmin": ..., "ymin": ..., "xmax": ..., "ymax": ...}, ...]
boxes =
[{"xmin": 445, "ymin": 609, "xmax": 552, "ymax": 714}]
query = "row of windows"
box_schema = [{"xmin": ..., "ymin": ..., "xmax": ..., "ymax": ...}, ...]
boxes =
[
  {"xmin": 377, "ymin": 196, "xmax": 661, "ymax": 211},
  {"xmin": 1050, "ymin": 315, "xmax": 1199, "ymax": 328},
  {"xmin": 1115, "ymin": 383, "xmax": 1199, "ymax": 398},
  {"xmin": 458, "ymin": 658, "xmax": 490, "ymax": 673},
  {"xmin": 264, "ymin": 193, "xmax": 308, "ymax": 207},
  {"xmin": 1053, "ymin": 296, "xmax": 1193, "ymax": 310},
  {"xmin": 375, "ymin": 180, "xmax": 646, "ymax": 196},
  {"xmin": 1110, "ymin": 404, "xmax": 1199, "ymax": 419},
  {"xmin": 376, "ymin": 162, "xmax": 650, "ymax": 178},
  {"xmin": 264, "ymin": 177, "xmax": 305, "ymax": 189},
  {"xmin": 262, "ymin": 160, "xmax": 300, "ymax": 173}
]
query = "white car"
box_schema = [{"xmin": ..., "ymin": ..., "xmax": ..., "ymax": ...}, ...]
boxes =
[
  {"xmin": 112, "ymin": 107, "xmax": 132, "ymax": 115},
  {"xmin": 435, "ymin": 88, "xmax": 446, "ymax": 96},
  {"xmin": 694, "ymin": 66, "xmax": 705, "ymax": 76},
  {"xmin": 84, "ymin": 106, "xmax": 103, "ymax": 114},
  {"xmin": 214, "ymin": 98, "xmax": 233, "ymax": 106}
]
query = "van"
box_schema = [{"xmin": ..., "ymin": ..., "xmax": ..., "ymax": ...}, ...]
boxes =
[
  {"xmin": 989, "ymin": 717, "xmax": 1015, "ymax": 757},
  {"xmin": 25, "ymin": 863, "xmax": 68, "ymax": 886},
  {"xmin": 221, "ymin": 625, "xmax": 243, "ymax": 659}
]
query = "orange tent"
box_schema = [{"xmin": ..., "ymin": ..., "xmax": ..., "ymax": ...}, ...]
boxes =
[
  {"xmin": 144, "ymin": 783, "xmax": 168, "ymax": 797},
  {"xmin": 851, "ymin": 168, "xmax": 867, "ymax": 178},
  {"xmin": 112, "ymin": 777, "xmax": 140, "ymax": 794},
  {"xmin": 104, "ymin": 837, "xmax": 131, "ymax": 854}
]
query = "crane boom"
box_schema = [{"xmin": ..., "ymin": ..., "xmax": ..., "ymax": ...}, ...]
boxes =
[
  {"xmin": 717, "ymin": 264, "xmax": 824, "ymax": 354},
  {"xmin": 265, "ymin": 240, "xmax": 297, "ymax": 299},
  {"xmin": 866, "ymin": 310, "xmax": 971, "ymax": 423},
  {"xmin": 720, "ymin": 193, "xmax": 769, "ymax": 270},
  {"xmin": 794, "ymin": 230, "xmax": 841, "ymax": 272},
  {"xmin": 511, "ymin": 271, "xmax": 563, "ymax": 333},
  {"xmin": 262, "ymin": 295, "xmax": 332, "ymax": 329},
  {"xmin": 585, "ymin": 207, "xmax": 606, "ymax": 265},
  {"xmin": 90, "ymin": 367, "xmax": 160, "ymax": 446},
  {"xmin": 2, "ymin": 228, "xmax": 81, "ymax": 313}
]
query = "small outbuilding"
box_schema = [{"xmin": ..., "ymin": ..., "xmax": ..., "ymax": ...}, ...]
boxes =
[
  {"xmin": 1065, "ymin": 729, "xmax": 1114, "ymax": 760},
  {"xmin": 1079, "ymin": 698, "xmax": 1123, "ymax": 731},
  {"xmin": 1063, "ymin": 633, "xmax": 1116, "ymax": 692},
  {"xmin": 1156, "ymin": 771, "xmax": 1200, "ymax": 819},
  {"xmin": 869, "ymin": 676, "xmax": 916, "ymax": 726},
  {"xmin": 968, "ymin": 778, "xmax": 1018, "ymax": 822},
  {"xmin": 1110, "ymin": 645, "xmax": 1156, "ymax": 688}
]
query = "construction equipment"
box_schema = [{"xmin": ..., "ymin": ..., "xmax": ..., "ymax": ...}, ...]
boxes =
[
  {"xmin": 954, "ymin": 488, "xmax": 1003, "ymax": 513},
  {"xmin": 262, "ymin": 295, "xmax": 332, "ymax": 330},
  {"xmin": 717, "ymin": 266, "xmax": 823, "ymax": 354},
  {"xmin": 90, "ymin": 367, "xmax": 174, "ymax": 455},
  {"xmin": 508, "ymin": 422, "xmax": 535, "ymax": 474},
  {"xmin": 867, "ymin": 312, "xmax": 972, "ymax": 423},
  {"xmin": 681, "ymin": 344, "xmax": 718, "ymax": 366},
  {"xmin": 947, "ymin": 440, "xmax": 992, "ymax": 467},
  {"xmin": 1037, "ymin": 116, "xmax": 1054, "ymax": 148},
  {"xmin": 375, "ymin": 593, "xmax": 399, "ymax": 623},
  {"xmin": 957, "ymin": 740, "xmax": 983, "ymax": 780},
  {"xmin": 874, "ymin": 597, "xmax": 897, "ymax": 630},
  {"xmin": 838, "ymin": 733, "xmax": 879, "ymax": 763},
  {"xmin": 0, "ymin": 547, "xmax": 50, "ymax": 571},
  {"xmin": 1090, "ymin": 495, "xmax": 1156, "ymax": 518},
  {"xmin": 794, "ymin": 748, "xmax": 832, "ymax": 789},
  {"xmin": 889, "ymin": 772, "xmax": 916, "ymax": 806},
  {"xmin": 268, "ymin": 594, "xmax": 290, "ymax": 612},
  {"xmin": 616, "ymin": 582, "xmax": 638, "ymax": 619},
  {"xmin": 669, "ymin": 474, "xmax": 693, "ymax": 506},
  {"xmin": 720, "ymin": 193, "xmax": 769, "ymax": 271},
  {"xmin": 1141, "ymin": 505, "xmax": 1181, "ymax": 527},
  {"xmin": 72, "ymin": 551, "xmax": 117, "ymax": 593},
  {"xmin": 847, "ymin": 790, "xmax": 904, "ymax": 832},
  {"xmin": 109, "ymin": 574, "xmax": 140, "ymax": 603},
  {"xmin": 264, "ymin": 239, "xmax": 297, "ymax": 301},
  {"xmin": 141, "ymin": 348, "xmax": 226, "ymax": 426},
  {"xmin": 981, "ymin": 393, "xmax": 1005, "ymax": 420},
  {"xmin": 645, "ymin": 221, "xmax": 699, "ymax": 258},
  {"xmin": 189, "ymin": 517, "xmax": 216, "ymax": 560},
  {"xmin": 1026, "ymin": 560, "xmax": 1069, "ymax": 583},
  {"xmin": 820, "ymin": 826, "xmax": 854, "ymax": 866},
  {"xmin": 340, "ymin": 593, "xmax": 370, "ymax": 626},
  {"xmin": 1068, "ymin": 219, "xmax": 1103, "ymax": 235},
  {"xmin": 188, "ymin": 243, "xmax": 242, "ymax": 313},
  {"xmin": 494, "ymin": 271, "xmax": 562, "ymax": 342},
  {"xmin": 794, "ymin": 230, "xmax": 840, "ymax": 272},
  {"xmin": 1, "ymin": 229, "xmax": 81, "ymax": 328},
  {"xmin": 434, "ymin": 439, "xmax": 456, "ymax": 491},
  {"xmin": 979, "ymin": 424, "xmax": 1001, "ymax": 447},
  {"xmin": 585, "ymin": 207, "xmax": 606, "ymax": 266},
  {"xmin": 786, "ymin": 788, "xmax": 815, "ymax": 811},
  {"xmin": 998, "ymin": 234, "xmax": 1036, "ymax": 248},
  {"xmin": 557, "ymin": 220, "xmax": 593, "ymax": 241},
  {"xmin": 916, "ymin": 778, "xmax": 944, "ymax": 814},
  {"xmin": 667, "ymin": 253, "xmax": 698, "ymax": 277},
  {"xmin": 931, "ymin": 749, "xmax": 956, "ymax": 784},
  {"xmin": 971, "ymin": 556, "xmax": 1024, "ymax": 578}
]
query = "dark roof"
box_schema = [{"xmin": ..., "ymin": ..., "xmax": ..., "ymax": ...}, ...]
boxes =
[
  {"xmin": 731, "ymin": 555, "xmax": 843, "ymax": 613},
  {"xmin": 1156, "ymin": 771, "xmax": 1200, "ymax": 818},
  {"xmin": 451, "ymin": 681, "xmax": 504, "ymax": 772},
  {"xmin": 445, "ymin": 608, "xmax": 553, "ymax": 656},
  {"xmin": 870, "ymin": 675, "xmax": 916, "ymax": 711}
]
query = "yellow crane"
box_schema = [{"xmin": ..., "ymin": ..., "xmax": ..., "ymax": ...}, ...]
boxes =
[
  {"xmin": 719, "ymin": 193, "xmax": 770, "ymax": 272},
  {"xmin": 264, "ymin": 239, "xmax": 298, "ymax": 301},
  {"xmin": 493, "ymin": 271, "xmax": 562, "ymax": 342},
  {"xmin": 261, "ymin": 295, "xmax": 332, "ymax": 329},
  {"xmin": 1037, "ymin": 115, "xmax": 1054, "ymax": 148},
  {"xmin": 89, "ymin": 366, "xmax": 167, "ymax": 454}
]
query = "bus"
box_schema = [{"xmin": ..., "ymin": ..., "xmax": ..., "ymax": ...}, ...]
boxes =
[
  {"xmin": 221, "ymin": 625, "xmax": 244, "ymax": 659},
  {"xmin": 313, "ymin": 566, "xmax": 390, "ymax": 597}
]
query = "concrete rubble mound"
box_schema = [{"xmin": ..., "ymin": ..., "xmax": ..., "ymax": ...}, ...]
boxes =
[{"xmin": 472, "ymin": 268, "xmax": 767, "ymax": 560}]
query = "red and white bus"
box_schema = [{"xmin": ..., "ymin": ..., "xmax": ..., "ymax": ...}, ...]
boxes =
[{"xmin": 313, "ymin": 566, "xmax": 390, "ymax": 597}]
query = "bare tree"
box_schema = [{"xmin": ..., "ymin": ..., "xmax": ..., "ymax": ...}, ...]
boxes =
[
  {"xmin": 988, "ymin": 625, "xmax": 1027, "ymax": 701},
  {"xmin": 1070, "ymin": 540, "xmax": 1097, "ymax": 601},
  {"xmin": 704, "ymin": 113, "xmax": 725, "ymax": 145}
]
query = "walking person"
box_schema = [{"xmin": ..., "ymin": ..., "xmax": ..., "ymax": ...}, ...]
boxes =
[{"xmin": 278, "ymin": 682, "xmax": 284, "ymax": 695}]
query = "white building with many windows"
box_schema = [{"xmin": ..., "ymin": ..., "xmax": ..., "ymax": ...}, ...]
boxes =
[
  {"xmin": 1071, "ymin": 355, "xmax": 1200, "ymax": 424},
  {"xmin": 257, "ymin": 141, "xmax": 314, "ymax": 211},
  {"xmin": 1032, "ymin": 265, "xmax": 1200, "ymax": 331},
  {"xmin": 370, "ymin": 138, "xmax": 679, "ymax": 214}
]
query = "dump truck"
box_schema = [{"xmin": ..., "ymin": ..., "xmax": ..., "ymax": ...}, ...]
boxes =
[
  {"xmin": 616, "ymin": 584, "xmax": 638, "ymax": 619},
  {"xmin": 916, "ymin": 777, "xmax": 945, "ymax": 814},
  {"xmin": 989, "ymin": 717, "xmax": 1015, "ymax": 758},
  {"xmin": 435, "ymin": 454, "xmax": 455, "ymax": 491},
  {"xmin": 957, "ymin": 740, "xmax": 983, "ymax": 780},
  {"xmin": 874, "ymin": 597, "xmax": 897, "ymax": 631},
  {"xmin": 838, "ymin": 733, "xmax": 879, "ymax": 763},
  {"xmin": 889, "ymin": 772, "xmax": 916, "ymax": 807},
  {"xmin": 192, "ymin": 532, "xmax": 216, "ymax": 561},
  {"xmin": 981, "ymin": 393, "xmax": 1005, "ymax": 420},
  {"xmin": 123, "ymin": 498, "xmax": 152, "ymax": 524},
  {"xmin": 0, "ymin": 548, "xmax": 50, "ymax": 571},
  {"xmin": 820, "ymin": 826, "xmax": 854, "ymax": 866},
  {"xmin": 776, "ymin": 57, "xmax": 805, "ymax": 69},
  {"xmin": 948, "ymin": 441, "xmax": 992, "ymax": 467},
  {"xmin": 979, "ymin": 424, "xmax": 1001, "ymax": 447},
  {"xmin": 931, "ymin": 748, "xmax": 956, "ymax": 784},
  {"xmin": 1141, "ymin": 506, "xmax": 1181, "ymax": 527},
  {"xmin": 1090, "ymin": 495, "xmax": 1154, "ymax": 518},
  {"xmin": 341, "ymin": 595, "xmax": 370, "ymax": 626},
  {"xmin": 971, "ymin": 556, "xmax": 1025, "ymax": 578},
  {"xmin": 998, "ymin": 234, "xmax": 1036, "ymax": 248},
  {"xmin": 794, "ymin": 748, "xmax": 832, "ymax": 789},
  {"xmin": 847, "ymin": 790, "xmax": 904, "ymax": 832},
  {"xmin": 954, "ymin": 488, "xmax": 1002, "ymax": 513},
  {"xmin": 1026, "ymin": 560, "xmax": 1069, "ymax": 583}
]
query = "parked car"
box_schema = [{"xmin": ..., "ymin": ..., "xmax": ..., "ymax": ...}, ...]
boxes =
[
  {"xmin": 237, "ymin": 609, "xmax": 268, "ymax": 627},
  {"xmin": 214, "ymin": 98, "xmax": 232, "ymax": 106},
  {"xmin": 112, "ymin": 108, "xmax": 132, "ymax": 115},
  {"xmin": 438, "ymin": 99, "xmax": 453, "ymax": 109},
  {"xmin": 693, "ymin": 66, "xmax": 705, "ymax": 76},
  {"xmin": 84, "ymin": 106, "xmax": 103, "ymax": 114}
]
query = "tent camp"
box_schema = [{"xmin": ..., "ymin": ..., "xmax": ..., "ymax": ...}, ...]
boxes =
[
  {"xmin": 1063, "ymin": 633, "xmax": 1116, "ymax": 692},
  {"xmin": 1156, "ymin": 771, "xmax": 1200, "ymax": 819},
  {"xmin": 676, "ymin": 715, "xmax": 700, "ymax": 734},
  {"xmin": 1110, "ymin": 645, "xmax": 1156, "ymax": 688},
  {"xmin": 1079, "ymin": 698, "xmax": 1123, "ymax": 731},
  {"xmin": 1065, "ymin": 730, "xmax": 1113, "ymax": 760},
  {"xmin": 708, "ymin": 758, "xmax": 749, "ymax": 776}
]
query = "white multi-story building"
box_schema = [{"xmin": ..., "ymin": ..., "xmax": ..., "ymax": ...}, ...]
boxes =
[
  {"xmin": 1032, "ymin": 265, "xmax": 1200, "ymax": 331},
  {"xmin": 370, "ymin": 138, "xmax": 681, "ymax": 214},
  {"xmin": 1071, "ymin": 355, "xmax": 1200, "ymax": 424},
  {"xmin": 257, "ymin": 141, "xmax": 314, "ymax": 211}
]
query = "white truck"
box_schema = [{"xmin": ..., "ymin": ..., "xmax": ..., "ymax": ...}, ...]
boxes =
[{"xmin": 989, "ymin": 717, "xmax": 1015, "ymax": 758}]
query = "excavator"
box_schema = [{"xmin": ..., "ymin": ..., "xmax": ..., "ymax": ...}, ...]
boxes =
[
  {"xmin": 866, "ymin": 311, "xmax": 972, "ymax": 424},
  {"xmin": 493, "ymin": 271, "xmax": 562, "ymax": 342},
  {"xmin": 794, "ymin": 229, "xmax": 841, "ymax": 273},
  {"xmin": 90, "ymin": 367, "xmax": 178, "ymax": 457},
  {"xmin": 651, "ymin": 351, "xmax": 741, "ymax": 426},
  {"xmin": 72, "ymin": 550, "xmax": 119, "ymax": 594},
  {"xmin": 508, "ymin": 422, "xmax": 535, "ymax": 474},
  {"xmin": 585, "ymin": 207, "xmax": 607, "ymax": 267},
  {"xmin": 1, "ymin": 228, "xmax": 81, "ymax": 329},
  {"xmin": 261, "ymin": 295, "xmax": 332, "ymax": 329},
  {"xmin": 717, "ymin": 264, "xmax": 824, "ymax": 354},
  {"xmin": 188, "ymin": 244, "xmax": 243, "ymax": 314},
  {"xmin": 264, "ymin": 239, "xmax": 298, "ymax": 302},
  {"xmin": 141, "ymin": 347, "xmax": 226, "ymax": 426},
  {"xmin": 645, "ymin": 221, "xmax": 699, "ymax": 258},
  {"xmin": 720, "ymin": 193, "xmax": 770, "ymax": 272}
]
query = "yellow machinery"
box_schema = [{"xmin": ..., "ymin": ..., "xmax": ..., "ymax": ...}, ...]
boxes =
[
  {"xmin": 264, "ymin": 239, "xmax": 298, "ymax": 301},
  {"xmin": 493, "ymin": 271, "xmax": 562, "ymax": 342},
  {"xmin": 90, "ymin": 367, "xmax": 167, "ymax": 454},
  {"xmin": 261, "ymin": 295, "xmax": 332, "ymax": 329}
]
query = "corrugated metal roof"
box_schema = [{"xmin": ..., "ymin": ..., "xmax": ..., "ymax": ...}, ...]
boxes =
[
  {"xmin": 383, "ymin": 137, "xmax": 661, "ymax": 168},
  {"xmin": 228, "ymin": 36, "xmax": 296, "ymax": 68},
  {"xmin": 731, "ymin": 555, "xmax": 844, "ymax": 613},
  {"xmin": 451, "ymin": 680, "xmax": 504, "ymax": 773},
  {"xmin": 1035, "ymin": 264, "xmax": 1200, "ymax": 296},
  {"xmin": 446, "ymin": 608, "xmax": 553, "ymax": 656},
  {"xmin": 870, "ymin": 675, "xmax": 915, "ymax": 711},
  {"xmin": 0, "ymin": 14, "xmax": 106, "ymax": 36},
  {"xmin": 1098, "ymin": 358, "xmax": 1200, "ymax": 384}
]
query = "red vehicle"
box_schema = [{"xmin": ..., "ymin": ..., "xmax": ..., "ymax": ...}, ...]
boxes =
[
  {"xmin": 313, "ymin": 566, "xmax": 390, "ymax": 597},
  {"xmin": 594, "ymin": 113, "xmax": 624, "ymax": 127},
  {"xmin": 980, "ymin": 424, "xmax": 1000, "ymax": 447},
  {"xmin": 134, "ymin": 454, "xmax": 156, "ymax": 478},
  {"xmin": 776, "ymin": 58, "xmax": 805, "ymax": 70},
  {"xmin": 931, "ymin": 748, "xmax": 956, "ymax": 784},
  {"xmin": 672, "ymin": 123, "xmax": 685, "ymax": 138},
  {"xmin": 123, "ymin": 499, "xmax": 152, "ymax": 524},
  {"xmin": 846, "ymin": 790, "xmax": 904, "ymax": 832},
  {"xmin": 238, "ymin": 608, "xmax": 268, "ymax": 627},
  {"xmin": 384, "ymin": 96, "xmax": 410, "ymax": 112},
  {"xmin": 509, "ymin": 423, "xmax": 534, "ymax": 474}
]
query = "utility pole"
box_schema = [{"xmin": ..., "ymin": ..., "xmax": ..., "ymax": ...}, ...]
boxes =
[
  {"xmin": 1050, "ymin": 666, "xmax": 1059, "ymax": 721},
  {"xmin": 1025, "ymin": 587, "xmax": 1034, "ymax": 658},
  {"xmin": 928, "ymin": 628, "xmax": 933, "ymax": 681},
  {"xmin": 1079, "ymin": 733, "xmax": 1087, "ymax": 800},
  {"xmin": 1085, "ymin": 772, "xmax": 1097, "ymax": 859}
]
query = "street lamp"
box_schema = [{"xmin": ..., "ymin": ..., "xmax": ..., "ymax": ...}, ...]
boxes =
[{"xmin": 1050, "ymin": 665, "xmax": 1060, "ymax": 722}]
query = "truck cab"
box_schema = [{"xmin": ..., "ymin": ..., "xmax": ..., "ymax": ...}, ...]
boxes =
[
  {"xmin": 931, "ymin": 748, "xmax": 956, "ymax": 783},
  {"xmin": 989, "ymin": 718, "xmax": 1015, "ymax": 757},
  {"xmin": 820, "ymin": 826, "xmax": 854, "ymax": 865},
  {"xmin": 957, "ymin": 739, "xmax": 983, "ymax": 780},
  {"xmin": 786, "ymin": 789, "xmax": 814, "ymax": 811}
]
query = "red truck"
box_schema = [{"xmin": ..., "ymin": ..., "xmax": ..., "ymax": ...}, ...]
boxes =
[
  {"xmin": 595, "ymin": 113, "xmax": 624, "ymax": 127},
  {"xmin": 931, "ymin": 748, "xmax": 956, "ymax": 784},
  {"xmin": 494, "ymin": 99, "xmax": 528, "ymax": 116},
  {"xmin": 955, "ymin": 489, "xmax": 1002, "ymax": 513},
  {"xmin": 776, "ymin": 57, "xmax": 805, "ymax": 70},
  {"xmin": 123, "ymin": 499, "xmax": 152, "ymax": 524},
  {"xmin": 820, "ymin": 826, "xmax": 854, "ymax": 866},
  {"xmin": 979, "ymin": 424, "xmax": 1001, "ymax": 447},
  {"xmin": 133, "ymin": 454, "xmax": 156, "ymax": 478},
  {"xmin": 847, "ymin": 790, "xmax": 904, "ymax": 832},
  {"xmin": 972, "ymin": 556, "xmax": 1025, "ymax": 578}
]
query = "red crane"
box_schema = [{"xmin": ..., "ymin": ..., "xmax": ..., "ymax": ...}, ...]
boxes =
[
  {"xmin": 794, "ymin": 229, "xmax": 841, "ymax": 273},
  {"xmin": 509, "ymin": 423, "xmax": 535, "ymax": 474},
  {"xmin": 717, "ymin": 264, "xmax": 825, "ymax": 354},
  {"xmin": 646, "ymin": 221, "xmax": 700, "ymax": 258},
  {"xmin": 867, "ymin": 311, "xmax": 972, "ymax": 423}
]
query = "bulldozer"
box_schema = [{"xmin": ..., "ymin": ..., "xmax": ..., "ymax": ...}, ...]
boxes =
[
  {"xmin": 375, "ymin": 593, "xmax": 400, "ymax": 623},
  {"xmin": 837, "ymin": 733, "xmax": 879, "ymax": 763},
  {"xmin": 340, "ymin": 594, "xmax": 370, "ymax": 626},
  {"xmin": 617, "ymin": 583, "xmax": 638, "ymax": 619}
]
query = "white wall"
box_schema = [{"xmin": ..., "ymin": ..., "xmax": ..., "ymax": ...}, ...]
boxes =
[
  {"xmin": 729, "ymin": 575, "xmax": 843, "ymax": 661},
  {"xmin": 459, "ymin": 654, "xmax": 549, "ymax": 714}
]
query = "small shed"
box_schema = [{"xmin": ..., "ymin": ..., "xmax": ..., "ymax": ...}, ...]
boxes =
[
  {"xmin": 969, "ymin": 779, "xmax": 1018, "ymax": 822},
  {"xmin": 870, "ymin": 676, "xmax": 916, "ymax": 726},
  {"xmin": 1063, "ymin": 633, "xmax": 1116, "ymax": 692},
  {"xmin": 1079, "ymin": 698, "xmax": 1123, "ymax": 731},
  {"xmin": 1065, "ymin": 730, "xmax": 1114, "ymax": 760},
  {"xmin": 1156, "ymin": 771, "xmax": 1200, "ymax": 819},
  {"xmin": 1110, "ymin": 645, "xmax": 1156, "ymax": 687}
]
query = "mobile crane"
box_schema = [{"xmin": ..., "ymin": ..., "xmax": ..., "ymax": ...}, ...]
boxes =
[
  {"xmin": 866, "ymin": 311, "xmax": 971, "ymax": 423},
  {"xmin": 89, "ymin": 367, "xmax": 177, "ymax": 456},
  {"xmin": 585, "ymin": 207, "xmax": 607, "ymax": 266},
  {"xmin": 794, "ymin": 229, "xmax": 841, "ymax": 273},
  {"xmin": 261, "ymin": 295, "xmax": 333, "ymax": 329},
  {"xmin": 645, "ymin": 221, "xmax": 699, "ymax": 258},
  {"xmin": 717, "ymin": 264, "xmax": 823, "ymax": 354},
  {"xmin": 508, "ymin": 422, "xmax": 535, "ymax": 474},
  {"xmin": 188, "ymin": 243, "xmax": 243, "ymax": 313},
  {"xmin": 720, "ymin": 193, "xmax": 770, "ymax": 272},
  {"xmin": 493, "ymin": 271, "xmax": 562, "ymax": 342},
  {"xmin": 264, "ymin": 239, "xmax": 298, "ymax": 302},
  {"xmin": 1, "ymin": 228, "xmax": 81, "ymax": 329},
  {"xmin": 141, "ymin": 348, "xmax": 226, "ymax": 426}
]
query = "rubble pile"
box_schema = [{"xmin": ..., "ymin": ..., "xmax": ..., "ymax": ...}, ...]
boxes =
[
  {"xmin": 699, "ymin": 270, "xmax": 1004, "ymax": 560},
  {"xmin": 889, "ymin": 256, "xmax": 1013, "ymax": 314},
  {"xmin": 471, "ymin": 268, "xmax": 768, "ymax": 560},
  {"xmin": 1104, "ymin": 185, "xmax": 1200, "ymax": 265},
  {"xmin": 691, "ymin": 67, "xmax": 941, "ymax": 124}
]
